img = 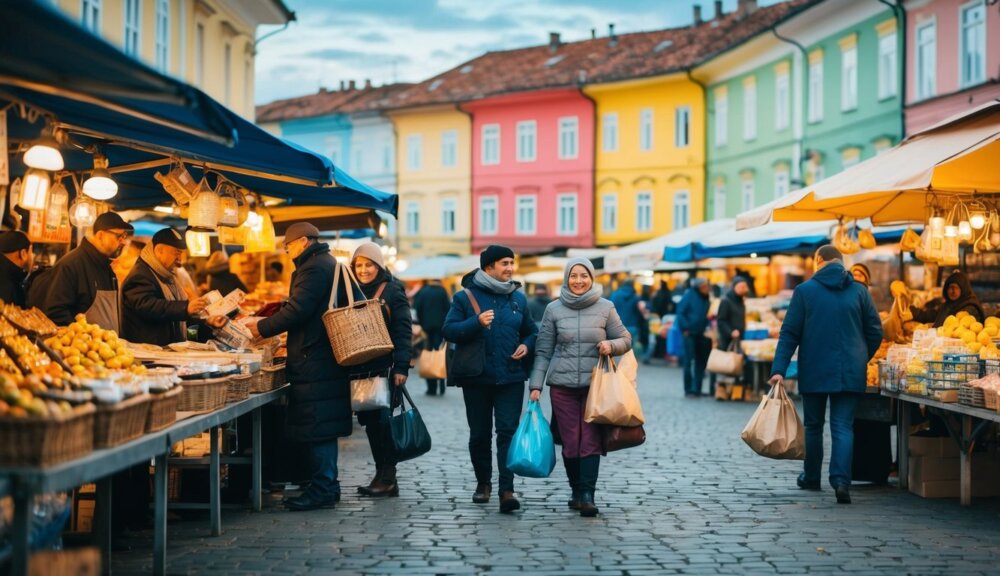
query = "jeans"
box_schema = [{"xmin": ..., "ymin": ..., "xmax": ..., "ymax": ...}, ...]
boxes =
[
  {"xmin": 307, "ymin": 439, "xmax": 340, "ymax": 498},
  {"xmin": 462, "ymin": 382, "xmax": 525, "ymax": 493},
  {"xmin": 801, "ymin": 392, "xmax": 862, "ymax": 488},
  {"xmin": 682, "ymin": 335, "xmax": 711, "ymax": 395}
]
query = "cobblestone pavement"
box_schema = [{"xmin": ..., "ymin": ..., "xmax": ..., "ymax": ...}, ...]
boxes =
[{"xmin": 113, "ymin": 364, "xmax": 1000, "ymax": 575}]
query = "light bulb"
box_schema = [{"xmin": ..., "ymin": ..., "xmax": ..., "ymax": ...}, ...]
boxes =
[
  {"xmin": 958, "ymin": 221, "xmax": 972, "ymax": 241},
  {"xmin": 970, "ymin": 213, "xmax": 986, "ymax": 230},
  {"xmin": 69, "ymin": 198, "xmax": 98, "ymax": 228},
  {"xmin": 19, "ymin": 169, "xmax": 50, "ymax": 211},
  {"xmin": 929, "ymin": 216, "xmax": 945, "ymax": 234},
  {"xmin": 944, "ymin": 225, "xmax": 958, "ymax": 238},
  {"xmin": 23, "ymin": 130, "xmax": 64, "ymax": 171},
  {"xmin": 83, "ymin": 155, "xmax": 118, "ymax": 200}
]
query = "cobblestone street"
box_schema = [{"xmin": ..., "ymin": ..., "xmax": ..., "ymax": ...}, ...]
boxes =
[{"xmin": 114, "ymin": 364, "xmax": 1000, "ymax": 575}]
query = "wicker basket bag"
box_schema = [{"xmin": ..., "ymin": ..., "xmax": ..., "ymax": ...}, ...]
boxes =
[{"xmin": 322, "ymin": 261, "xmax": 393, "ymax": 366}]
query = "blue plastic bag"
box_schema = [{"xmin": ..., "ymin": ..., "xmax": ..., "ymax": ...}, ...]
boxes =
[
  {"xmin": 506, "ymin": 400, "xmax": 556, "ymax": 478},
  {"xmin": 666, "ymin": 322, "xmax": 684, "ymax": 357}
]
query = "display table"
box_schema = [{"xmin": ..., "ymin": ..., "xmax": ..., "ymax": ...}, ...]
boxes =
[
  {"xmin": 883, "ymin": 390, "xmax": 1000, "ymax": 506},
  {"xmin": 0, "ymin": 385, "xmax": 288, "ymax": 576}
]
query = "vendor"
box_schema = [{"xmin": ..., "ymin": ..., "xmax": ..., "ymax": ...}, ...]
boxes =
[
  {"xmin": 0, "ymin": 231, "xmax": 33, "ymax": 307},
  {"xmin": 913, "ymin": 271, "xmax": 984, "ymax": 327},
  {"xmin": 206, "ymin": 250, "xmax": 248, "ymax": 295},
  {"xmin": 41, "ymin": 211, "xmax": 133, "ymax": 330},
  {"xmin": 850, "ymin": 264, "xmax": 871, "ymax": 287},
  {"xmin": 121, "ymin": 227, "xmax": 223, "ymax": 346}
]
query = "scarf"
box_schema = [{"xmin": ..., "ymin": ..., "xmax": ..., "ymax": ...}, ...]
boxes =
[
  {"xmin": 559, "ymin": 257, "xmax": 602, "ymax": 310},
  {"xmin": 140, "ymin": 244, "xmax": 187, "ymax": 331},
  {"xmin": 473, "ymin": 269, "xmax": 518, "ymax": 295}
]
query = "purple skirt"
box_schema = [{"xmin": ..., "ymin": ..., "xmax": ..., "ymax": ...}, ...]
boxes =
[{"xmin": 550, "ymin": 385, "xmax": 605, "ymax": 458}]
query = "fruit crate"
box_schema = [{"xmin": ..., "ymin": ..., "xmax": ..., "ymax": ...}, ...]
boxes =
[
  {"xmin": 0, "ymin": 404, "xmax": 95, "ymax": 467},
  {"xmin": 94, "ymin": 393, "xmax": 152, "ymax": 449},
  {"xmin": 145, "ymin": 386, "xmax": 182, "ymax": 432},
  {"xmin": 983, "ymin": 359, "xmax": 1000, "ymax": 376},
  {"xmin": 925, "ymin": 356, "xmax": 981, "ymax": 390}
]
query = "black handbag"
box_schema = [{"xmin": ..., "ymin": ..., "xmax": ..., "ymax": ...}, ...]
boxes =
[
  {"xmin": 388, "ymin": 385, "xmax": 432, "ymax": 462},
  {"xmin": 447, "ymin": 289, "xmax": 486, "ymax": 381}
]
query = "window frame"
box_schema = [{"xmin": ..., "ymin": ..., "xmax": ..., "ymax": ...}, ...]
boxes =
[
  {"xmin": 406, "ymin": 133, "xmax": 423, "ymax": 171},
  {"xmin": 713, "ymin": 181, "xmax": 727, "ymax": 220},
  {"xmin": 636, "ymin": 191, "xmax": 653, "ymax": 233},
  {"xmin": 775, "ymin": 71, "xmax": 790, "ymax": 131},
  {"xmin": 741, "ymin": 178, "xmax": 756, "ymax": 212},
  {"xmin": 123, "ymin": 0, "xmax": 141, "ymax": 56},
  {"xmin": 516, "ymin": 195, "xmax": 538, "ymax": 236},
  {"xmin": 81, "ymin": 0, "xmax": 101, "ymax": 33},
  {"xmin": 672, "ymin": 190, "xmax": 690, "ymax": 231},
  {"xmin": 674, "ymin": 106, "xmax": 691, "ymax": 148},
  {"xmin": 441, "ymin": 198, "xmax": 457, "ymax": 236},
  {"xmin": 479, "ymin": 196, "xmax": 498, "ymax": 236},
  {"xmin": 194, "ymin": 22, "xmax": 205, "ymax": 87},
  {"xmin": 440, "ymin": 129, "xmax": 457, "ymax": 168},
  {"xmin": 155, "ymin": 0, "xmax": 170, "ymax": 72},
  {"xmin": 405, "ymin": 201, "xmax": 420, "ymax": 236},
  {"xmin": 481, "ymin": 124, "xmax": 500, "ymax": 166},
  {"xmin": 516, "ymin": 120, "xmax": 537, "ymax": 162},
  {"xmin": 877, "ymin": 32, "xmax": 898, "ymax": 100},
  {"xmin": 808, "ymin": 57, "xmax": 824, "ymax": 123},
  {"xmin": 556, "ymin": 193, "xmax": 578, "ymax": 236},
  {"xmin": 916, "ymin": 19, "xmax": 937, "ymax": 100},
  {"xmin": 774, "ymin": 169, "xmax": 790, "ymax": 199},
  {"xmin": 841, "ymin": 45, "xmax": 858, "ymax": 112},
  {"xmin": 602, "ymin": 112, "xmax": 619, "ymax": 152},
  {"xmin": 639, "ymin": 108, "xmax": 654, "ymax": 151},
  {"xmin": 601, "ymin": 193, "xmax": 618, "ymax": 234},
  {"xmin": 959, "ymin": 1, "xmax": 987, "ymax": 88},
  {"xmin": 558, "ymin": 116, "xmax": 579, "ymax": 160},
  {"xmin": 743, "ymin": 79, "xmax": 757, "ymax": 141},
  {"xmin": 714, "ymin": 90, "xmax": 728, "ymax": 147}
]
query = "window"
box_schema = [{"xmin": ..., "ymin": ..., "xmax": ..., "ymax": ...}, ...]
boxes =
[
  {"xmin": 602, "ymin": 113, "xmax": 619, "ymax": 152},
  {"xmin": 743, "ymin": 79, "xmax": 757, "ymax": 141},
  {"xmin": 516, "ymin": 121, "xmax": 537, "ymax": 162},
  {"xmin": 775, "ymin": 71, "xmax": 790, "ymax": 131},
  {"xmin": 675, "ymin": 106, "xmax": 690, "ymax": 148},
  {"xmin": 123, "ymin": 0, "xmax": 140, "ymax": 56},
  {"xmin": 405, "ymin": 201, "xmax": 420, "ymax": 235},
  {"xmin": 741, "ymin": 178, "xmax": 755, "ymax": 211},
  {"xmin": 406, "ymin": 134, "xmax": 423, "ymax": 170},
  {"xmin": 440, "ymin": 130, "xmax": 457, "ymax": 168},
  {"xmin": 714, "ymin": 89, "xmax": 728, "ymax": 146},
  {"xmin": 602, "ymin": 193, "xmax": 618, "ymax": 234},
  {"xmin": 960, "ymin": 2, "xmax": 986, "ymax": 88},
  {"xmin": 841, "ymin": 45, "xmax": 858, "ymax": 111},
  {"xmin": 841, "ymin": 148, "xmax": 861, "ymax": 170},
  {"xmin": 441, "ymin": 198, "xmax": 456, "ymax": 235},
  {"xmin": 557, "ymin": 194, "xmax": 578, "ymax": 236},
  {"xmin": 639, "ymin": 108, "xmax": 654, "ymax": 151},
  {"xmin": 916, "ymin": 21, "xmax": 936, "ymax": 100},
  {"xmin": 195, "ymin": 23, "xmax": 205, "ymax": 87},
  {"xmin": 808, "ymin": 55, "xmax": 824, "ymax": 123},
  {"xmin": 878, "ymin": 32, "xmax": 897, "ymax": 100},
  {"xmin": 223, "ymin": 43, "xmax": 232, "ymax": 105},
  {"xmin": 774, "ymin": 169, "xmax": 789, "ymax": 198},
  {"xmin": 673, "ymin": 191, "xmax": 689, "ymax": 231},
  {"xmin": 481, "ymin": 124, "xmax": 500, "ymax": 165},
  {"xmin": 155, "ymin": 0, "xmax": 170, "ymax": 72},
  {"xmin": 81, "ymin": 0, "xmax": 101, "ymax": 33},
  {"xmin": 873, "ymin": 137, "xmax": 893, "ymax": 155},
  {"xmin": 713, "ymin": 182, "xmax": 727, "ymax": 220},
  {"xmin": 636, "ymin": 192, "xmax": 652, "ymax": 233},
  {"xmin": 479, "ymin": 196, "xmax": 498, "ymax": 235},
  {"xmin": 559, "ymin": 117, "xmax": 579, "ymax": 159},
  {"xmin": 516, "ymin": 196, "xmax": 537, "ymax": 235}
]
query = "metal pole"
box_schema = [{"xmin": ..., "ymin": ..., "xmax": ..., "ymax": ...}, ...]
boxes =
[
  {"xmin": 153, "ymin": 453, "xmax": 168, "ymax": 575},
  {"xmin": 252, "ymin": 407, "xmax": 263, "ymax": 512},
  {"xmin": 209, "ymin": 426, "xmax": 221, "ymax": 536}
]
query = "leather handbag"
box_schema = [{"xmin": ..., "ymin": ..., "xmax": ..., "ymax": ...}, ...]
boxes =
[
  {"xmin": 707, "ymin": 341, "xmax": 744, "ymax": 376},
  {"xmin": 602, "ymin": 424, "xmax": 646, "ymax": 452},
  {"xmin": 388, "ymin": 385, "xmax": 432, "ymax": 462},
  {"xmin": 418, "ymin": 342, "xmax": 448, "ymax": 379}
]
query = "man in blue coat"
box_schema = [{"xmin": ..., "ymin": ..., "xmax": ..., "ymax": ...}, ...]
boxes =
[
  {"xmin": 769, "ymin": 245, "xmax": 883, "ymax": 504},
  {"xmin": 443, "ymin": 245, "xmax": 537, "ymax": 514},
  {"xmin": 675, "ymin": 277, "xmax": 712, "ymax": 397},
  {"xmin": 610, "ymin": 281, "xmax": 642, "ymax": 353}
]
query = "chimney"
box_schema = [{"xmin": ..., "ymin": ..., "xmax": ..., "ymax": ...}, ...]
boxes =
[
  {"xmin": 339, "ymin": 80, "xmax": 345, "ymax": 91},
  {"xmin": 348, "ymin": 80, "xmax": 356, "ymax": 90},
  {"xmin": 549, "ymin": 31, "xmax": 561, "ymax": 53},
  {"xmin": 693, "ymin": 4, "xmax": 703, "ymax": 25},
  {"xmin": 590, "ymin": 28, "xmax": 596, "ymax": 40},
  {"xmin": 608, "ymin": 23, "xmax": 617, "ymax": 47},
  {"xmin": 738, "ymin": 0, "xmax": 758, "ymax": 14},
  {"xmin": 364, "ymin": 78, "xmax": 372, "ymax": 89},
  {"xmin": 319, "ymin": 86, "xmax": 327, "ymax": 93},
  {"xmin": 714, "ymin": 0, "xmax": 723, "ymax": 19}
]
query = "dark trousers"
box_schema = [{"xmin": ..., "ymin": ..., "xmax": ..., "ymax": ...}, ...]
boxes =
[
  {"xmin": 462, "ymin": 382, "xmax": 525, "ymax": 494},
  {"xmin": 307, "ymin": 439, "xmax": 340, "ymax": 498},
  {"xmin": 802, "ymin": 392, "xmax": 862, "ymax": 488},
  {"xmin": 682, "ymin": 335, "xmax": 712, "ymax": 395},
  {"xmin": 357, "ymin": 407, "xmax": 394, "ymax": 468}
]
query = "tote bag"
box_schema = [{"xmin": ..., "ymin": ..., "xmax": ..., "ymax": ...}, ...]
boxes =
[
  {"xmin": 740, "ymin": 382, "xmax": 804, "ymax": 460},
  {"xmin": 506, "ymin": 400, "xmax": 556, "ymax": 478},
  {"xmin": 418, "ymin": 342, "xmax": 448, "ymax": 379},
  {"xmin": 584, "ymin": 355, "xmax": 645, "ymax": 426},
  {"xmin": 388, "ymin": 385, "xmax": 432, "ymax": 462},
  {"xmin": 707, "ymin": 341, "xmax": 744, "ymax": 376}
]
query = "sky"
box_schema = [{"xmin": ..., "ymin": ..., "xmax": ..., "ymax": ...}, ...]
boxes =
[{"xmin": 254, "ymin": 0, "xmax": 788, "ymax": 106}]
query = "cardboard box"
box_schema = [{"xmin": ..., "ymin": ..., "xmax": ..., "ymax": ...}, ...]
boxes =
[
  {"xmin": 908, "ymin": 435, "xmax": 960, "ymax": 458},
  {"xmin": 908, "ymin": 456, "xmax": 960, "ymax": 483},
  {"xmin": 30, "ymin": 548, "xmax": 100, "ymax": 576},
  {"xmin": 908, "ymin": 453, "xmax": 1000, "ymax": 498}
]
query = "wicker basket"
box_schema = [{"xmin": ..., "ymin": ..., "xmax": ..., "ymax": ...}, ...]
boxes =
[
  {"xmin": 146, "ymin": 386, "xmax": 182, "ymax": 432},
  {"xmin": 94, "ymin": 394, "xmax": 152, "ymax": 449},
  {"xmin": 0, "ymin": 404, "xmax": 95, "ymax": 467},
  {"xmin": 253, "ymin": 365, "xmax": 286, "ymax": 393},
  {"xmin": 177, "ymin": 377, "xmax": 228, "ymax": 413},
  {"xmin": 958, "ymin": 383, "xmax": 986, "ymax": 407},
  {"xmin": 322, "ymin": 264, "xmax": 393, "ymax": 366},
  {"xmin": 227, "ymin": 374, "xmax": 252, "ymax": 403}
]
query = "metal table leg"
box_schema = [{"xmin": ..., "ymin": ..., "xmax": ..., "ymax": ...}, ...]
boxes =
[
  {"xmin": 153, "ymin": 453, "xmax": 168, "ymax": 575},
  {"xmin": 898, "ymin": 401, "xmax": 911, "ymax": 490},
  {"xmin": 960, "ymin": 415, "xmax": 972, "ymax": 506},
  {"xmin": 209, "ymin": 426, "xmax": 221, "ymax": 536},
  {"xmin": 95, "ymin": 476, "xmax": 112, "ymax": 574},
  {"xmin": 252, "ymin": 407, "xmax": 262, "ymax": 512},
  {"xmin": 11, "ymin": 482, "xmax": 31, "ymax": 576}
]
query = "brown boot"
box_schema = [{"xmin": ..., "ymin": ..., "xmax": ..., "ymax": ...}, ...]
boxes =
[
  {"xmin": 365, "ymin": 465, "xmax": 399, "ymax": 497},
  {"xmin": 472, "ymin": 482, "xmax": 491, "ymax": 504},
  {"xmin": 357, "ymin": 467, "xmax": 383, "ymax": 495}
]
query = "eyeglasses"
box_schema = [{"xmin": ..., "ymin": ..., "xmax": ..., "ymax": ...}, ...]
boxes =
[{"xmin": 99, "ymin": 229, "xmax": 132, "ymax": 241}]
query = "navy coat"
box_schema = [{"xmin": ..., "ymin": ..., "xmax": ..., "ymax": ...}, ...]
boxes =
[
  {"xmin": 675, "ymin": 287, "xmax": 710, "ymax": 337},
  {"xmin": 609, "ymin": 284, "xmax": 642, "ymax": 330},
  {"xmin": 770, "ymin": 262, "xmax": 883, "ymax": 394}
]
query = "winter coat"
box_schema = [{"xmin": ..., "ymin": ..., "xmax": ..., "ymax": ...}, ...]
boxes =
[
  {"xmin": 770, "ymin": 262, "xmax": 883, "ymax": 394},
  {"xmin": 527, "ymin": 296, "xmax": 551, "ymax": 325},
  {"xmin": 609, "ymin": 284, "xmax": 642, "ymax": 330},
  {"xmin": 441, "ymin": 270, "xmax": 538, "ymax": 386},
  {"xmin": 209, "ymin": 270, "xmax": 248, "ymax": 296},
  {"xmin": 412, "ymin": 283, "xmax": 450, "ymax": 334},
  {"xmin": 933, "ymin": 271, "xmax": 985, "ymax": 326},
  {"xmin": 675, "ymin": 287, "xmax": 711, "ymax": 337},
  {"xmin": 650, "ymin": 288, "xmax": 673, "ymax": 317},
  {"xmin": 121, "ymin": 258, "xmax": 194, "ymax": 346},
  {"xmin": 348, "ymin": 268, "xmax": 413, "ymax": 379},
  {"xmin": 528, "ymin": 298, "xmax": 631, "ymax": 391},
  {"xmin": 258, "ymin": 242, "xmax": 351, "ymax": 443},
  {"xmin": 716, "ymin": 288, "xmax": 747, "ymax": 350},
  {"xmin": 0, "ymin": 256, "xmax": 27, "ymax": 308},
  {"xmin": 41, "ymin": 238, "xmax": 117, "ymax": 327}
]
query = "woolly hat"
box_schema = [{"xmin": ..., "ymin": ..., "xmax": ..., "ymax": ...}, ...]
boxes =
[
  {"xmin": 480, "ymin": 244, "xmax": 514, "ymax": 270},
  {"xmin": 563, "ymin": 257, "xmax": 595, "ymax": 284},
  {"xmin": 850, "ymin": 263, "xmax": 872, "ymax": 287},
  {"xmin": 351, "ymin": 241, "xmax": 385, "ymax": 270}
]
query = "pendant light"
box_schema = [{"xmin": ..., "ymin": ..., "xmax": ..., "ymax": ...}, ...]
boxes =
[
  {"xmin": 19, "ymin": 169, "xmax": 51, "ymax": 211},
  {"xmin": 82, "ymin": 154, "xmax": 118, "ymax": 200},
  {"xmin": 216, "ymin": 181, "xmax": 241, "ymax": 227},
  {"xmin": 944, "ymin": 225, "xmax": 958, "ymax": 238},
  {"xmin": 185, "ymin": 228, "xmax": 212, "ymax": 257},
  {"xmin": 243, "ymin": 209, "xmax": 276, "ymax": 253},
  {"xmin": 958, "ymin": 220, "xmax": 973, "ymax": 242},
  {"xmin": 23, "ymin": 125, "xmax": 64, "ymax": 171},
  {"xmin": 188, "ymin": 177, "xmax": 221, "ymax": 229},
  {"xmin": 69, "ymin": 197, "xmax": 98, "ymax": 228}
]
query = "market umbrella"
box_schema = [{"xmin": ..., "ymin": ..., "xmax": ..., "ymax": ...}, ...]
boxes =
[
  {"xmin": 737, "ymin": 100, "xmax": 1000, "ymax": 230},
  {"xmin": 604, "ymin": 219, "xmax": 736, "ymax": 273}
]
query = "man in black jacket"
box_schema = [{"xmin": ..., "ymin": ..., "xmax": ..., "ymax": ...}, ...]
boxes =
[
  {"xmin": 42, "ymin": 211, "xmax": 133, "ymax": 329},
  {"xmin": 0, "ymin": 231, "xmax": 33, "ymax": 307},
  {"xmin": 246, "ymin": 222, "xmax": 352, "ymax": 511},
  {"xmin": 413, "ymin": 278, "xmax": 451, "ymax": 395}
]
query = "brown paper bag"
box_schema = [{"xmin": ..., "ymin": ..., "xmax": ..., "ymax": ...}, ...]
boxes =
[
  {"xmin": 617, "ymin": 350, "xmax": 638, "ymax": 388},
  {"xmin": 417, "ymin": 342, "xmax": 447, "ymax": 379},
  {"xmin": 584, "ymin": 355, "xmax": 645, "ymax": 426},
  {"xmin": 740, "ymin": 382, "xmax": 804, "ymax": 460},
  {"xmin": 707, "ymin": 342, "xmax": 744, "ymax": 376}
]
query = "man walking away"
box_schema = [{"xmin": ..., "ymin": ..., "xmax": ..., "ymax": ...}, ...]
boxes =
[
  {"xmin": 610, "ymin": 280, "xmax": 642, "ymax": 355},
  {"xmin": 675, "ymin": 278, "xmax": 711, "ymax": 397}
]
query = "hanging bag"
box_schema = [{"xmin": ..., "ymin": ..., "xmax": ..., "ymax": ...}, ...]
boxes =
[
  {"xmin": 418, "ymin": 341, "xmax": 448, "ymax": 379},
  {"xmin": 602, "ymin": 424, "xmax": 646, "ymax": 452},
  {"xmin": 350, "ymin": 374, "xmax": 391, "ymax": 411},
  {"xmin": 707, "ymin": 340, "xmax": 745, "ymax": 376},
  {"xmin": 387, "ymin": 385, "xmax": 432, "ymax": 462},
  {"xmin": 506, "ymin": 400, "xmax": 556, "ymax": 478},
  {"xmin": 740, "ymin": 381, "xmax": 805, "ymax": 460},
  {"xmin": 584, "ymin": 355, "xmax": 645, "ymax": 426},
  {"xmin": 322, "ymin": 262, "xmax": 394, "ymax": 366}
]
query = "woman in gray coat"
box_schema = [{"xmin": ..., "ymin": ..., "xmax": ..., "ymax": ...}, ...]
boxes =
[{"xmin": 529, "ymin": 258, "xmax": 631, "ymax": 517}]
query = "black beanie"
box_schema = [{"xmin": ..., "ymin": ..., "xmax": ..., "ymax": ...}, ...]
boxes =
[
  {"xmin": 0, "ymin": 231, "xmax": 30, "ymax": 254},
  {"xmin": 480, "ymin": 244, "xmax": 515, "ymax": 270}
]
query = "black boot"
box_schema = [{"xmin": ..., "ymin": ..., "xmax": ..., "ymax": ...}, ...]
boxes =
[
  {"xmin": 578, "ymin": 456, "xmax": 600, "ymax": 517},
  {"xmin": 426, "ymin": 380, "xmax": 438, "ymax": 396},
  {"xmin": 438, "ymin": 380, "xmax": 446, "ymax": 395},
  {"xmin": 564, "ymin": 457, "xmax": 581, "ymax": 510},
  {"xmin": 366, "ymin": 464, "xmax": 399, "ymax": 497}
]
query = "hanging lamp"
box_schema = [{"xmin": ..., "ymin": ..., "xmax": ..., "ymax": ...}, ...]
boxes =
[
  {"xmin": 23, "ymin": 124, "xmax": 64, "ymax": 171},
  {"xmin": 188, "ymin": 177, "xmax": 221, "ymax": 229},
  {"xmin": 185, "ymin": 228, "xmax": 212, "ymax": 257},
  {"xmin": 69, "ymin": 197, "xmax": 99, "ymax": 228},
  {"xmin": 18, "ymin": 169, "xmax": 50, "ymax": 211},
  {"xmin": 82, "ymin": 154, "xmax": 118, "ymax": 200}
]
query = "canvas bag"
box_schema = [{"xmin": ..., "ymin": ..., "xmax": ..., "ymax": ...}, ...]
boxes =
[
  {"xmin": 740, "ymin": 382, "xmax": 805, "ymax": 460},
  {"xmin": 707, "ymin": 341, "xmax": 744, "ymax": 376},
  {"xmin": 584, "ymin": 355, "xmax": 645, "ymax": 426},
  {"xmin": 417, "ymin": 341, "xmax": 447, "ymax": 379}
]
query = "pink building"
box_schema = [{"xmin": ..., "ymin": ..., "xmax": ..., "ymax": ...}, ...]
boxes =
[
  {"xmin": 905, "ymin": 0, "xmax": 1000, "ymax": 134},
  {"xmin": 464, "ymin": 89, "xmax": 594, "ymax": 252}
]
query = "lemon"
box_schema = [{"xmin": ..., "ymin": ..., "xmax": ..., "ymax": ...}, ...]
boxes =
[
  {"xmin": 944, "ymin": 316, "xmax": 959, "ymax": 328},
  {"xmin": 971, "ymin": 321, "xmax": 984, "ymax": 334},
  {"xmin": 960, "ymin": 316, "xmax": 975, "ymax": 328}
]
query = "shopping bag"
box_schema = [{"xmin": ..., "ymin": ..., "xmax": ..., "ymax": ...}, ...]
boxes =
[
  {"xmin": 584, "ymin": 355, "xmax": 645, "ymax": 426},
  {"xmin": 617, "ymin": 350, "xmax": 639, "ymax": 389},
  {"xmin": 388, "ymin": 385, "xmax": 432, "ymax": 462},
  {"xmin": 350, "ymin": 375, "xmax": 391, "ymax": 411},
  {"xmin": 417, "ymin": 342, "xmax": 447, "ymax": 379},
  {"xmin": 506, "ymin": 400, "xmax": 556, "ymax": 478},
  {"xmin": 740, "ymin": 382, "xmax": 804, "ymax": 460},
  {"xmin": 666, "ymin": 322, "xmax": 683, "ymax": 357},
  {"xmin": 601, "ymin": 424, "xmax": 646, "ymax": 452},
  {"xmin": 707, "ymin": 342, "xmax": 744, "ymax": 376}
]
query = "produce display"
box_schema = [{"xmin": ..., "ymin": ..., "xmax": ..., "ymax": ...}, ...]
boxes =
[
  {"xmin": 2, "ymin": 303, "xmax": 58, "ymax": 336},
  {"xmin": 43, "ymin": 314, "xmax": 143, "ymax": 376},
  {"xmin": 0, "ymin": 374, "xmax": 74, "ymax": 419},
  {"xmin": 936, "ymin": 313, "xmax": 1000, "ymax": 358}
]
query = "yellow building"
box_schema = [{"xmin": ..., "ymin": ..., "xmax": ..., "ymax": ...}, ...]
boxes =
[
  {"xmin": 387, "ymin": 105, "xmax": 472, "ymax": 258},
  {"xmin": 49, "ymin": 0, "xmax": 293, "ymax": 119},
  {"xmin": 585, "ymin": 74, "xmax": 705, "ymax": 247}
]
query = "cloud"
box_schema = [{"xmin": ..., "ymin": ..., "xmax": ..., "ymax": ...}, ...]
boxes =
[
  {"xmin": 302, "ymin": 48, "xmax": 412, "ymax": 65},
  {"xmin": 357, "ymin": 31, "xmax": 390, "ymax": 43}
]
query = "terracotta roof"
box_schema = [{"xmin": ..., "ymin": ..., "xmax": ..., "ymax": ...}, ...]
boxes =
[
  {"xmin": 393, "ymin": 0, "xmax": 820, "ymax": 109},
  {"xmin": 255, "ymin": 88, "xmax": 364, "ymax": 123},
  {"xmin": 339, "ymin": 83, "xmax": 415, "ymax": 114}
]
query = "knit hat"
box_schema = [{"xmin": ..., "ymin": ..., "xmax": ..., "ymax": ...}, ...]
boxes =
[
  {"xmin": 152, "ymin": 227, "xmax": 186, "ymax": 250},
  {"xmin": 206, "ymin": 250, "xmax": 230, "ymax": 273},
  {"xmin": 563, "ymin": 257, "xmax": 595, "ymax": 284},
  {"xmin": 351, "ymin": 241, "xmax": 385, "ymax": 270},
  {"xmin": 480, "ymin": 244, "xmax": 515, "ymax": 270},
  {"xmin": 850, "ymin": 263, "xmax": 872, "ymax": 287},
  {"xmin": 0, "ymin": 231, "xmax": 30, "ymax": 254},
  {"xmin": 732, "ymin": 276, "xmax": 749, "ymax": 289}
]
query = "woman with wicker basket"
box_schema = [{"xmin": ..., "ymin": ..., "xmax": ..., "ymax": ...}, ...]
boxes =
[{"xmin": 348, "ymin": 242, "xmax": 413, "ymax": 498}]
